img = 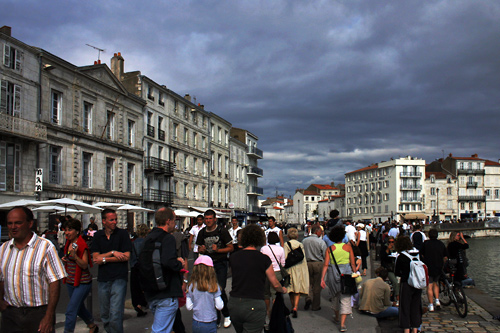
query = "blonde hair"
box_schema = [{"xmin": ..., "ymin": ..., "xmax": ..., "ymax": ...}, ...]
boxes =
[
  {"xmin": 287, "ymin": 227, "xmax": 299, "ymax": 240},
  {"xmin": 188, "ymin": 264, "xmax": 219, "ymax": 293}
]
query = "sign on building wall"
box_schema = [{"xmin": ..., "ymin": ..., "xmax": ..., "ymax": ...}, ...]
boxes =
[{"xmin": 35, "ymin": 168, "xmax": 43, "ymax": 192}]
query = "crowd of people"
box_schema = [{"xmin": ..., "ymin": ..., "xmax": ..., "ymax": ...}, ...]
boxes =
[{"xmin": 0, "ymin": 206, "xmax": 474, "ymax": 333}]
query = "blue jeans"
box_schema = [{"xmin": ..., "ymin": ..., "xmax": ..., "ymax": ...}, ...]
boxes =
[
  {"xmin": 65, "ymin": 283, "xmax": 94, "ymax": 332},
  {"xmin": 373, "ymin": 306, "xmax": 399, "ymax": 319},
  {"xmin": 98, "ymin": 279, "xmax": 127, "ymax": 333},
  {"xmin": 192, "ymin": 319, "xmax": 217, "ymax": 333},
  {"xmin": 149, "ymin": 297, "xmax": 178, "ymax": 333}
]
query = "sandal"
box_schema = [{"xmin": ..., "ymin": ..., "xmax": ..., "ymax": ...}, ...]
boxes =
[
  {"xmin": 88, "ymin": 324, "xmax": 99, "ymax": 333},
  {"xmin": 340, "ymin": 326, "xmax": 347, "ymax": 332}
]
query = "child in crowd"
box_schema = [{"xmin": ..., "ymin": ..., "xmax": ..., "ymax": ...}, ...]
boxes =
[{"xmin": 186, "ymin": 255, "xmax": 224, "ymax": 333}]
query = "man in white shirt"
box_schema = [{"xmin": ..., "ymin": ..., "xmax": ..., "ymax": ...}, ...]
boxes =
[
  {"xmin": 265, "ymin": 216, "xmax": 284, "ymax": 247},
  {"xmin": 344, "ymin": 220, "xmax": 356, "ymax": 244},
  {"xmin": 388, "ymin": 223, "xmax": 400, "ymax": 239},
  {"xmin": 189, "ymin": 215, "xmax": 205, "ymax": 260},
  {"xmin": 228, "ymin": 216, "xmax": 242, "ymax": 244}
]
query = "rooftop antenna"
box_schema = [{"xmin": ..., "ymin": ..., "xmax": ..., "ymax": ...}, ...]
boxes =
[{"xmin": 86, "ymin": 44, "xmax": 105, "ymax": 61}]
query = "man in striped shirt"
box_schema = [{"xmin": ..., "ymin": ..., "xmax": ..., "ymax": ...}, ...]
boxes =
[{"xmin": 0, "ymin": 206, "xmax": 67, "ymax": 333}]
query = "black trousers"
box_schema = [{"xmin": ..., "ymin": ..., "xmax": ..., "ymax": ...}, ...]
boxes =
[
  {"xmin": 398, "ymin": 282, "xmax": 422, "ymax": 329},
  {"xmin": 1, "ymin": 305, "xmax": 54, "ymax": 333}
]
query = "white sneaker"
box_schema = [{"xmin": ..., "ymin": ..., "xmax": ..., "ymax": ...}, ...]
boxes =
[
  {"xmin": 224, "ymin": 317, "xmax": 232, "ymax": 328},
  {"xmin": 428, "ymin": 303, "xmax": 434, "ymax": 312},
  {"xmin": 435, "ymin": 299, "xmax": 441, "ymax": 309}
]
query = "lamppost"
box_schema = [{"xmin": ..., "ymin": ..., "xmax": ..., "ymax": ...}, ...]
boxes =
[{"xmin": 436, "ymin": 188, "xmax": 439, "ymax": 222}]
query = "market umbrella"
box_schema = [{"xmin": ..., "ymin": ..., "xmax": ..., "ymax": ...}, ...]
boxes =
[
  {"xmin": 93, "ymin": 202, "xmax": 124, "ymax": 209},
  {"xmin": 0, "ymin": 199, "xmax": 40, "ymax": 210},
  {"xmin": 37, "ymin": 198, "xmax": 103, "ymax": 215},
  {"xmin": 174, "ymin": 209, "xmax": 200, "ymax": 218},
  {"xmin": 117, "ymin": 204, "xmax": 154, "ymax": 213},
  {"xmin": 32, "ymin": 206, "xmax": 84, "ymax": 214}
]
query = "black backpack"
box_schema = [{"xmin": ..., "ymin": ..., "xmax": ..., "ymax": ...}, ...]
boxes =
[
  {"xmin": 138, "ymin": 232, "xmax": 168, "ymax": 292},
  {"xmin": 284, "ymin": 241, "xmax": 304, "ymax": 268}
]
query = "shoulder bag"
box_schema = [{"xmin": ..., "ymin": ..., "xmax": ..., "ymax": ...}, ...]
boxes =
[
  {"xmin": 268, "ymin": 245, "xmax": 290, "ymax": 287},
  {"xmin": 329, "ymin": 246, "xmax": 357, "ymax": 295},
  {"xmin": 284, "ymin": 241, "xmax": 304, "ymax": 268}
]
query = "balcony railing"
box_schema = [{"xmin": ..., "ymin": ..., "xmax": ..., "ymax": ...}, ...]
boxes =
[
  {"xmin": 147, "ymin": 125, "xmax": 155, "ymax": 137},
  {"xmin": 247, "ymin": 146, "xmax": 263, "ymax": 159},
  {"xmin": 158, "ymin": 129, "xmax": 165, "ymax": 141},
  {"xmin": 400, "ymin": 172, "xmax": 422, "ymax": 177},
  {"xmin": 458, "ymin": 195, "xmax": 486, "ymax": 201},
  {"xmin": 466, "ymin": 181, "xmax": 478, "ymax": 188},
  {"xmin": 400, "ymin": 197, "xmax": 422, "ymax": 203},
  {"xmin": 457, "ymin": 168, "xmax": 485, "ymax": 175},
  {"xmin": 0, "ymin": 113, "xmax": 47, "ymax": 142},
  {"xmin": 143, "ymin": 189, "xmax": 173, "ymax": 206},
  {"xmin": 144, "ymin": 157, "xmax": 174, "ymax": 175},
  {"xmin": 49, "ymin": 171, "xmax": 60, "ymax": 184},
  {"xmin": 247, "ymin": 186, "xmax": 264, "ymax": 195},
  {"xmin": 247, "ymin": 166, "xmax": 263, "ymax": 177},
  {"xmin": 400, "ymin": 184, "xmax": 422, "ymax": 190}
]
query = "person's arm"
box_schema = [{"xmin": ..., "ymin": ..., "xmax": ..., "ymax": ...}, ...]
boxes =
[
  {"xmin": 188, "ymin": 234, "xmax": 195, "ymax": 252},
  {"xmin": 355, "ymin": 231, "xmax": 360, "ymax": 246},
  {"xmin": 93, "ymin": 251, "xmax": 130, "ymax": 265},
  {"xmin": 215, "ymin": 295, "xmax": 224, "ymax": 310},
  {"xmin": 68, "ymin": 248, "xmax": 89, "ymax": 270},
  {"xmin": 186, "ymin": 294, "xmax": 194, "ymax": 311},
  {"xmin": 320, "ymin": 247, "xmax": 330, "ymax": 288},
  {"xmin": 279, "ymin": 230, "xmax": 284, "ymax": 247},
  {"xmin": 0, "ymin": 281, "xmax": 8, "ymax": 311},
  {"xmin": 345, "ymin": 243, "xmax": 357, "ymax": 273},
  {"xmin": 266, "ymin": 265, "xmax": 287, "ymax": 293},
  {"xmin": 213, "ymin": 242, "xmax": 234, "ymax": 254},
  {"xmin": 38, "ymin": 279, "xmax": 60, "ymax": 333}
]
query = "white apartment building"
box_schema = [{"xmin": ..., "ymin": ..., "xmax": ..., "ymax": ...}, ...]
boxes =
[
  {"xmin": 423, "ymin": 171, "xmax": 458, "ymax": 221},
  {"xmin": 317, "ymin": 195, "xmax": 346, "ymax": 221},
  {"xmin": 229, "ymin": 136, "xmax": 248, "ymax": 216},
  {"xmin": 209, "ymin": 113, "xmax": 231, "ymax": 210},
  {"xmin": 345, "ymin": 156, "xmax": 426, "ymax": 223},
  {"xmin": 485, "ymin": 160, "xmax": 500, "ymax": 218},
  {"xmin": 292, "ymin": 190, "xmax": 321, "ymax": 224}
]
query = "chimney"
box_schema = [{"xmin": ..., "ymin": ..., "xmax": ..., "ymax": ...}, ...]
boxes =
[
  {"xmin": 184, "ymin": 94, "xmax": 191, "ymax": 102},
  {"xmin": 110, "ymin": 52, "xmax": 124, "ymax": 80},
  {"xmin": 199, "ymin": 104, "xmax": 204, "ymax": 109},
  {"xmin": 471, "ymin": 154, "xmax": 478, "ymax": 158},
  {"xmin": 0, "ymin": 26, "xmax": 11, "ymax": 37}
]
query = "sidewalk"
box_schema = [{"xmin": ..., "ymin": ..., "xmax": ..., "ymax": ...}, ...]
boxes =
[{"xmin": 66, "ymin": 258, "xmax": 379, "ymax": 332}]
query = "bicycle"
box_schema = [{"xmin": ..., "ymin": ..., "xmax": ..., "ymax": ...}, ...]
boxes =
[{"xmin": 438, "ymin": 260, "xmax": 468, "ymax": 318}]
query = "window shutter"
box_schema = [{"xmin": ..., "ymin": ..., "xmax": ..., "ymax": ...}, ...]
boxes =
[
  {"xmin": 13, "ymin": 84, "xmax": 21, "ymax": 117},
  {"xmin": 0, "ymin": 141, "xmax": 6, "ymax": 191},
  {"xmin": 14, "ymin": 144, "xmax": 20, "ymax": 192},
  {"xmin": 89, "ymin": 155, "xmax": 93, "ymax": 188},
  {"xmin": 3, "ymin": 44, "xmax": 10, "ymax": 67},
  {"xmin": 14, "ymin": 49, "xmax": 22, "ymax": 71},
  {"xmin": 0, "ymin": 80, "xmax": 7, "ymax": 114}
]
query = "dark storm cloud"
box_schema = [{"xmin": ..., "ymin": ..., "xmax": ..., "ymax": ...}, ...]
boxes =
[{"xmin": 4, "ymin": 0, "xmax": 500, "ymax": 197}]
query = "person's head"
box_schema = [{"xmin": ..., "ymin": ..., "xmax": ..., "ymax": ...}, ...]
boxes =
[
  {"xmin": 375, "ymin": 266, "xmax": 388, "ymax": 280},
  {"xmin": 240, "ymin": 224, "xmax": 266, "ymax": 248},
  {"xmin": 414, "ymin": 224, "xmax": 422, "ymax": 230},
  {"xmin": 267, "ymin": 231, "xmax": 280, "ymax": 245},
  {"xmin": 268, "ymin": 216, "xmax": 276, "ymax": 228},
  {"xmin": 101, "ymin": 209, "xmax": 117, "ymax": 232},
  {"xmin": 387, "ymin": 236, "xmax": 395, "ymax": 247},
  {"xmin": 231, "ymin": 217, "xmax": 239, "ymax": 228},
  {"xmin": 330, "ymin": 209, "xmax": 339, "ymax": 219},
  {"xmin": 90, "ymin": 217, "xmax": 95, "ymax": 223},
  {"xmin": 236, "ymin": 228, "xmax": 243, "ymax": 244},
  {"xmin": 395, "ymin": 236, "xmax": 413, "ymax": 253},
  {"xmin": 328, "ymin": 226, "xmax": 346, "ymax": 243},
  {"xmin": 344, "ymin": 220, "xmax": 351, "ymax": 225},
  {"xmin": 136, "ymin": 223, "xmax": 150, "ymax": 238},
  {"xmin": 7, "ymin": 207, "xmax": 34, "ymax": 244},
  {"xmin": 189, "ymin": 255, "xmax": 218, "ymax": 293},
  {"xmin": 428, "ymin": 228, "xmax": 438, "ymax": 240},
  {"xmin": 356, "ymin": 223, "xmax": 365, "ymax": 230},
  {"xmin": 204, "ymin": 209, "xmax": 217, "ymax": 229},
  {"xmin": 311, "ymin": 225, "xmax": 322, "ymax": 236},
  {"xmin": 449, "ymin": 231, "xmax": 461, "ymax": 242},
  {"xmin": 65, "ymin": 218, "xmax": 82, "ymax": 242},
  {"xmin": 196, "ymin": 215, "xmax": 204, "ymax": 226},
  {"xmin": 155, "ymin": 207, "xmax": 176, "ymax": 233},
  {"xmin": 287, "ymin": 227, "xmax": 299, "ymax": 240}
]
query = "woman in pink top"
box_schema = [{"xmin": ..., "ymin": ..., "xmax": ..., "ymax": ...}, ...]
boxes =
[{"xmin": 260, "ymin": 232, "xmax": 286, "ymax": 321}]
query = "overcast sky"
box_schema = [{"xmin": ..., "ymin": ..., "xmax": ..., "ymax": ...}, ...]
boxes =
[{"xmin": 4, "ymin": 0, "xmax": 500, "ymax": 198}]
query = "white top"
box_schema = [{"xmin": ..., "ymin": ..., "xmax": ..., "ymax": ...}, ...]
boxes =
[
  {"xmin": 228, "ymin": 226, "xmax": 242, "ymax": 244},
  {"xmin": 358, "ymin": 230, "xmax": 367, "ymax": 242},
  {"xmin": 388, "ymin": 227, "xmax": 400, "ymax": 238},
  {"xmin": 265, "ymin": 226, "xmax": 282, "ymax": 244},
  {"xmin": 345, "ymin": 224, "xmax": 356, "ymax": 242},
  {"xmin": 189, "ymin": 224, "xmax": 205, "ymax": 252}
]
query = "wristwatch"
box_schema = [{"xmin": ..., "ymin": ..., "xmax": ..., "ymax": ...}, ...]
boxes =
[
  {"xmin": 102, "ymin": 257, "xmax": 106, "ymax": 264},
  {"xmin": 183, "ymin": 279, "xmax": 188, "ymax": 284}
]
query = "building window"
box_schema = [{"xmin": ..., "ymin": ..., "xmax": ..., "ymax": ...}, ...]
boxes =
[
  {"xmin": 173, "ymin": 123, "xmax": 178, "ymax": 141},
  {"xmin": 478, "ymin": 202, "xmax": 482, "ymax": 210},
  {"xmin": 225, "ymin": 156, "xmax": 229, "ymax": 177},
  {"xmin": 83, "ymin": 102, "xmax": 92, "ymax": 133},
  {"xmin": 193, "ymin": 133, "xmax": 198, "ymax": 149},
  {"xmin": 184, "ymin": 183, "xmax": 188, "ymax": 198},
  {"xmin": 3, "ymin": 44, "xmax": 22, "ymax": 70},
  {"xmin": 194, "ymin": 158, "xmax": 198, "ymax": 175},
  {"xmin": 495, "ymin": 189, "xmax": 499, "ymax": 199},
  {"xmin": 82, "ymin": 152, "xmax": 92, "ymax": 188},
  {"xmin": 51, "ymin": 90, "xmax": 62, "ymax": 124},
  {"xmin": 159, "ymin": 92, "xmax": 165, "ymax": 106},
  {"xmin": 0, "ymin": 142, "xmax": 21, "ymax": 191},
  {"xmin": 447, "ymin": 200, "xmax": 452, "ymax": 209},
  {"xmin": 431, "ymin": 200, "xmax": 436, "ymax": 209},
  {"xmin": 127, "ymin": 163, "xmax": 135, "ymax": 193},
  {"xmin": 217, "ymin": 154, "xmax": 222, "ymax": 174},
  {"xmin": 147, "ymin": 85, "xmax": 154, "ymax": 101},
  {"xmin": 49, "ymin": 146, "xmax": 61, "ymax": 184},
  {"xmin": 384, "ymin": 193, "xmax": 389, "ymax": 201},
  {"xmin": 430, "ymin": 187, "xmax": 436, "ymax": 195},
  {"xmin": 460, "ymin": 202, "xmax": 465, "ymax": 210},
  {"xmin": 106, "ymin": 158, "xmax": 115, "ymax": 191},
  {"xmin": 447, "ymin": 187, "xmax": 452, "ymax": 195},
  {"xmin": 384, "ymin": 181, "xmax": 389, "ymax": 188},
  {"xmin": 128, "ymin": 120, "xmax": 135, "ymax": 146},
  {"xmin": 184, "ymin": 154, "xmax": 188, "ymax": 172},
  {"xmin": 469, "ymin": 202, "xmax": 473, "ymax": 210},
  {"xmin": 184, "ymin": 128, "xmax": 189, "ymax": 145},
  {"xmin": 211, "ymin": 151, "xmax": 215, "ymax": 173},
  {"xmin": 202, "ymin": 185, "xmax": 206, "ymax": 200},
  {"xmin": 0, "ymin": 80, "xmax": 21, "ymax": 116},
  {"xmin": 106, "ymin": 111, "xmax": 115, "ymax": 140}
]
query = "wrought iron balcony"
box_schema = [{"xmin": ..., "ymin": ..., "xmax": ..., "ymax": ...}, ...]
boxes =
[
  {"xmin": 247, "ymin": 186, "xmax": 264, "ymax": 195},
  {"xmin": 466, "ymin": 181, "xmax": 478, "ymax": 188},
  {"xmin": 458, "ymin": 195, "xmax": 486, "ymax": 201},
  {"xmin": 158, "ymin": 129, "xmax": 165, "ymax": 141},
  {"xmin": 0, "ymin": 113, "xmax": 47, "ymax": 142},
  {"xmin": 143, "ymin": 189, "xmax": 174, "ymax": 206},
  {"xmin": 247, "ymin": 146, "xmax": 263, "ymax": 159},
  {"xmin": 147, "ymin": 125, "xmax": 155, "ymax": 137},
  {"xmin": 400, "ymin": 172, "xmax": 422, "ymax": 177},
  {"xmin": 400, "ymin": 184, "xmax": 422, "ymax": 190},
  {"xmin": 248, "ymin": 205, "xmax": 266, "ymax": 213},
  {"xmin": 247, "ymin": 166, "xmax": 263, "ymax": 177},
  {"xmin": 144, "ymin": 157, "xmax": 174, "ymax": 175},
  {"xmin": 457, "ymin": 168, "xmax": 485, "ymax": 175},
  {"xmin": 400, "ymin": 197, "xmax": 422, "ymax": 203}
]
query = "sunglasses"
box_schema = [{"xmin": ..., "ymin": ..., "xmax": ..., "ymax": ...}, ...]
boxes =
[{"xmin": 388, "ymin": 241, "xmax": 395, "ymax": 243}]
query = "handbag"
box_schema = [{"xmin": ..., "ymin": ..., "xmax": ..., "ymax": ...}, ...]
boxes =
[
  {"xmin": 329, "ymin": 246, "xmax": 357, "ymax": 295},
  {"xmin": 268, "ymin": 245, "xmax": 291, "ymax": 287},
  {"xmin": 284, "ymin": 241, "xmax": 304, "ymax": 268}
]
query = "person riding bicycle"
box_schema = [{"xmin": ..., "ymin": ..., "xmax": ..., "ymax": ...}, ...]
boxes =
[{"xmin": 447, "ymin": 232, "xmax": 469, "ymax": 282}]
